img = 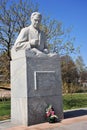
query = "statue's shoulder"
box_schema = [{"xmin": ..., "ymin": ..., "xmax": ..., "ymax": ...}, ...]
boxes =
[{"xmin": 20, "ymin": 26, "xmax": 30, "ymax": 33}]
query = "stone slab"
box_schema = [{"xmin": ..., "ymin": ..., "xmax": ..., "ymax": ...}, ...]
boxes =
[{"xmin": 11, "ymin": 50, "xmax": 63, "ymax": 126}]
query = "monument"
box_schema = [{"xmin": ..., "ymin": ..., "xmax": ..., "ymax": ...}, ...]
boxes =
[{"xmin": 11, "ymin": 12, "xmax": 63, "ymax": 126}]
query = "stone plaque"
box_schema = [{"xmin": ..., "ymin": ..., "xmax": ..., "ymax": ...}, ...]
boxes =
[{"xmin": 34, "ymin": 71, "xmax": 57, "ymax": 90}]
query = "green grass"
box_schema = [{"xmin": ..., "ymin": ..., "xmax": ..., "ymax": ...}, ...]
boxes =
[
  {"xmin": 63, "ymin": 93, "xmax": 87, "ymax": 110},
  {"xmin": 0, "ymin": 100, "xmax": 11, "ymax": 121}
]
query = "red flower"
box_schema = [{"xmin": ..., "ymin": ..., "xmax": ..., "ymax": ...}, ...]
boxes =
[
  {"xmin": 51, "ymin": 111, "xmax": 55, "ymax": 116},
  {"xmin": 46, "ymin": 111, "xmax": 51, "ymax": 117}
]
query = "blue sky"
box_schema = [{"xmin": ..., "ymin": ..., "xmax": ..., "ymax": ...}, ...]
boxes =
[{"xmin": 34, "ymin": 0, "xmax": 87, "ymax": 66}]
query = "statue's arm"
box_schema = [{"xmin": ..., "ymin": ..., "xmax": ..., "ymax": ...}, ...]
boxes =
[
  {"xmin": 14, "ymin": 28, "xmax": 31, "ymax": 51},
  {"xmin": 43, "ymin": 32, "xmax": 49, "ymax": 54}
]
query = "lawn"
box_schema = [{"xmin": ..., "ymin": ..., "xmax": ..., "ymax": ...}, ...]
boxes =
[
  {"xmin": 0, "ymin": 100, "xmax": 11, "ymax": 121},
  {"xmin": 63, "ymin": 93, "xmax": 87, "ymax": 110},
  {"xmin": 0, "ymin": 93, "xmax": 87, "ymax": 121}
]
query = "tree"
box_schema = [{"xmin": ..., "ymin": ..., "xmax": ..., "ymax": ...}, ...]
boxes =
[
  {"xmin": 41, "ymin": 17, "xmax": 77, "ymax": 55},
  {"xmin": 61, "ymin": 55, "xmax": 79, "ymax": 93},
  {"xmin": 0, "ymin": 0, "xmax": 38, "ymax": 83},
  {"xmin": 81, "ymin": 70, "xmax": 87, "ymax": 82},
  {"xmin": 0, "ymin": 0, "xmax": 38, "ymax": 58},
  {"xmin": 0, "ymin": 52, "xmax": 10, "ymax": 82},
  {"xmin": 0, "ymin": 0, "xmax": 79, "ymax": 83},
  {"xmin": 75, "ymin": 56, "xmax": 85, "ymax": 73},
  {"xmin": 75, "ymin": 56, "xmax": 87, "ymax": 83}
]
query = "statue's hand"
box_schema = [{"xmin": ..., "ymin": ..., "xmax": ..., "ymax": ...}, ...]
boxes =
[
  {"xmin": 43, "ymin": 49, "xmax": 49, "ymax": 54},
  {"xmin": 30, "ymin": 39, "xmax": 39, "ymax": 47}
]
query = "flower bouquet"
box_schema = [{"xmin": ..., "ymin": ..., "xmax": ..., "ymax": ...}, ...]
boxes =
[{"xmin": 45, "ymin": 105, "xmax": 58, "ymax": 123}]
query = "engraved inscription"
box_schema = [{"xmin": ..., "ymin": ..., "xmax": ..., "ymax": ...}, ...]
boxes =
[{"xmin": 34, "ymin": 71, "xmax": 56, "ymax": 90}]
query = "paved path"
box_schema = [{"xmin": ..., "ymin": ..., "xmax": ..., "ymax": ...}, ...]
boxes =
[
  {"xmin": 0, "ymin": 115, "xmax": 87, "ymax": 130},
  {"xmin": 0, "ymin": 89, "xmax": 10, "ymax": 98}
]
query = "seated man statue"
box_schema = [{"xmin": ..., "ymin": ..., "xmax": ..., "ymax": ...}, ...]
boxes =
[{"xmin": 13, "ymin": 12, "xmax": 49, "ymax": 56}]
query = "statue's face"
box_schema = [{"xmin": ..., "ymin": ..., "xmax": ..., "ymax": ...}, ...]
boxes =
[{"xmin": 31, "ymin": 15, "xmax": 41, "ymax": 29}]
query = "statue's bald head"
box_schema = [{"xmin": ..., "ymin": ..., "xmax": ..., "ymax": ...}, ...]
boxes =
[
  {"xmin": 30, "ymin": 12, "xmax": 42, "ymax": 29},
  {"xmin": 31, "ymin": 12, "xmax": 42, "ymax": 21}
]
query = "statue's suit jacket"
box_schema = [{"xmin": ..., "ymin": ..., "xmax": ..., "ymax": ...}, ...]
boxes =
[{"xmin": 14, "ymin": 25, "xmax": 47, "ymax": 51}]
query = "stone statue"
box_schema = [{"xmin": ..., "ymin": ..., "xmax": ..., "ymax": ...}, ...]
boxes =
[
  {"xmin": 13, "ymin": 12, "xmax": 49, "ymax": 56},
  {"xmin": 11, "ymin": 12, "xmax": 62, "ymax": 126}
]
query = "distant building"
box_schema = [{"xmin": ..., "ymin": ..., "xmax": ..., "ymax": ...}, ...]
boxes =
[{"xmin": 82, "ymin": 81, "xmax": 87, "ymax": 87}]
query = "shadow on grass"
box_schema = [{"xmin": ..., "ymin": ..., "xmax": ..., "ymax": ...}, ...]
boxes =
[{"xmin": 64, "ymin": 109, "xmax": 87, "ymax": 119}]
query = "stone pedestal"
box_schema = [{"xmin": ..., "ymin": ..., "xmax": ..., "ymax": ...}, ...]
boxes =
[{"xmin": 11, "ymin": 50, "xmax": 63, "ymax": 126}]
